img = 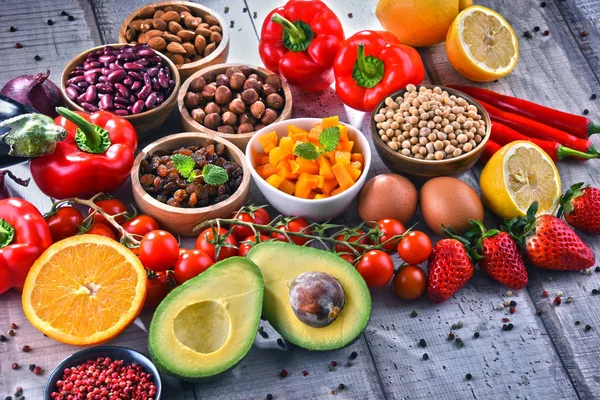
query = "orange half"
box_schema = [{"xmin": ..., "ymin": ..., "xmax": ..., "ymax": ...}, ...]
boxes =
[{"xmin": 22, "ymin": 235, "xmax": 147, "ymax": 345}]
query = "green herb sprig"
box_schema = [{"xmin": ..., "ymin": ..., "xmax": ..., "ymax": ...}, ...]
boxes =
[
  {"xmin": 293, "ymin": 126, "xmax": 341, "ymax": 161},
  {"xmin": 171, "ymin": 154, "xmax": 229, "ymax": 185}
]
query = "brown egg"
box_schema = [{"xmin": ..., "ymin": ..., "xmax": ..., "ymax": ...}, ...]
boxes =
[
  {"xmin": 358, "ymin": 174, "xmax": 418, "ymax": 225},
  {"xmin": 419, "ymin": 177, "xmax": 484, "ymax": 235}
]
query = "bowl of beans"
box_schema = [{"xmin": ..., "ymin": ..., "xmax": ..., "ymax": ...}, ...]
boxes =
[
  {"xmin": 370, "ymin": 85, "xmax": 491, "ymax": 179},
  {"xmin": 178, "ymin": 63, "xmax": 293, "ymax": 152},
  {"xmin": 131, "ymin": 132, "xmax": 251, "ymax": 236},
  {"xmin": 119, "ymin": 1, "xmax": 229, "ymax": 81},
  {"xmin": 61, "ymin": 43, "xmax": 181, "ymax": 137},
  {"xmin": 45, "ymin": 346, "xmax": 161, "ymax": 399}
]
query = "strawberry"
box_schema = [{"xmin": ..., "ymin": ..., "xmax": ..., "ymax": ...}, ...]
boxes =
[
  {"xmin": 505, "ymin": 202, "xmax": 595, "ymax": 271},
  {"xmin": 427, "ymin": 238, "xmax": 474, "ymax": 303},
  {"xmin": 466, "ymin": 220, "xmax": 528, "ymax": 290},
  {"xmin": 558, "ymin": 182, "xmax": 600, "ymax": 234}
]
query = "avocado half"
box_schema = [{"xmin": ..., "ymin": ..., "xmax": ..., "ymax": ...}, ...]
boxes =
[
  {"xmin": 148, "ymin": 257, "xmax": 264, "ymax": 381},
  {"xmin": 247, "ymin": 241, "xmax": 372, "ymax": 351}
]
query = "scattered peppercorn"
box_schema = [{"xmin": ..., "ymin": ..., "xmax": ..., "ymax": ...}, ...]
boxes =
[
  {"xmin": 509, "ymin": 301, "xmax": 517, "ymax": 307},
  {"xmin": 466, "ymin": 373, "xmax": 472, "ymax": 380},
  {"xmin": 566, "ymin": 297, "xmax": 573, "ymax": 304},
  {"xmin": 47, "ymin": 19, "xmax": 53, "ymax": 26},
  {"xmin": 14, "ymin": 43, "xmax": 22, "ymax": 49},
  {"xmin": 583, "ymin": 109, "xmax": 589, "ymax": 115},
  {"xmin": 266, "ymin": 395, "xmax": 273, "ymax": 400},
  {"xmin": 418, "ymin": 339, "xmax": 427, "ymax": 348},
  {"xmin": 523, "ymin": 31, "xmax": 534, "ymax": 39},
  {"xmin": 0, "ymin": 335, "xmax": 6, "ymax": 342},
  {"xmin": 554, "ymin": 296, "xmax": 562, "ymax": 306},
  {"xmin": 5, "ymin": 396, "xmax": 12, "ymax": 400},
  {"xmin": 537, "ymin": 309, "xmax": 543, "ymax": 316},
  {"xmin": 348, "ymin": 13, "xmax": 353, "ymax": 18},
  {"xmin": 14, "ymin": 387, "xmax": 22, "ymax": 396},
  {"xmin": 9, "ymin": 26, "xmax": 16, "ymax": 32},
  {"xmin": 224, "ymin": 6, "xmax": 229, "ymax": 13},
  {"xmin": 68, "ymin": 15, "xmax": 75, "ymax": 21},
  {"xmin": 328, "ymin": 365, "xmax": 335, "ymax": 372},
  {"xmin": 338, "ymin": 384, "xmax": 346, "ymax": 390},
  {"xmin": 580, "ymin": 31, "xmax": 588, "ymax": 38},
  {"xmin": 455, "ymin": 338, "xmax": 464, "ymax": 348},
  {"xmin": 21, "ymin": 345, "xmax": 31, "ymax": 352},
  {"xmin": 457, "ymin": 321, "xmax": 463, "ymax": 328},
  {"xmin": 502, "ymin": 324, "xmax": 514, "ymax": 331},
  {"xmin": 448, "ymin": 332, "xmax": 455, "ymax": 341},
  {"xmin": 543, "ymin": 30, "xmax": 550, "ymax": 36},
  {"xmin": 242, "ymin": 7, "xmax": 247, "ymax": 12},
  {"xmin": 253, "ymin": 12, "xmax": 257, "ymax": 19},
  {"xmin": 542, "ymin": 290, "xmax": 549, "ymax": 297},
  {"xmin": 575, "ymin": 321, "xmax": 581, "ymax": 326},
  {"xmin": 410, "ymin": 310, "xmax": 418, "ymax": 318},
  {"xmin": 258, "ymin": 326, "xmax": 268, "ymax": 338},
  {"xmin": 277, "ymin": 338, "xmax": 285, "ymax": 348},
  {"xmin": 7, "ymin": 329, "xmax": 15, "ymax": 336},
  {"xmin": 346, "ymin": 361, "xmax": 353, "ymax": 367},
  {"xmin": 585, "ymin": 325, "xmax": 592, "ymax": 332},
  {"xmin": 502, "ymin": 317, "xmax": 510, "ymax": 323},
  {"xmin": 509, "ymin": 306, "xmax": 516, "ymax": 314},
  {"xmin": 28, "ymin": 364, "xmax": 36, "ymax": 371},
  {"xmin": 534, "ymin": 26, "xmax": 540, "ymax": 32},
  {"xmin": 33, "ymin": 366, "xmax": 41, "ymax": 375},
  {"xmin": 230, "ymin": 21, "xmax": 234, "ymax": 28},
  {"xmin": 279, "ymin": 369, "xmax": 288, "ymax": 378},
  {"xmin": 422, "ymin": 353, "xmax": 429, "ymax": 360},
  {"xmin": 592, "ymin": 94, "xmax": 598, "ymax": 100},
  {"xmin": 350, "ymin": 351, "xmax": 358, "ymax": 360},
  {"xmin": 61, "ymin": 11, "xmax": 68, "ymax": 16},
  {"xmin": 302, "ymin": 370, "xmax": 309, "ymax": 376},
  {"xmin": 473, "ymin": 332, "xmax": 480, "ymax": 338},
  {"xmin": 11, "ymin": 363, "xmax": 19, "ymax": 370},
  {"xmin": 34, "ymin": 55, "xmax": 41, "ymax": 61},
  {"xmin": 331, "ymin": 361, "xmax": 337, "ymax": 367}
]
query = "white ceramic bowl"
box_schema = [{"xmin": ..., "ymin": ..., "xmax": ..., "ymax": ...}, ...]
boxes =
[{"xmin": 246, "ymin": 118, "xmax": 371, "ymax": 221}]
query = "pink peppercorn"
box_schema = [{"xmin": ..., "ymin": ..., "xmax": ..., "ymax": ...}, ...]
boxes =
[
  {"xmin": 542, "ymin": 290, "xmax": 549, "ymax": 297},
  {"xmin": 554, "ymin": 296, "xmax": 562, "ymax": 305}
]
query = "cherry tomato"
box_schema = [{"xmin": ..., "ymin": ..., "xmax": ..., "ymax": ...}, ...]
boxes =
[
  {"xmin": 377, "ymin": 219, "xmax": 406, "ymax": 251},
  {"xmin": 392, "ymin": 265, "xmax": 427, "ymax": 300},
  {"xmin": 231, "ymin": 208, "xmax": 271, "ymax": 241},
  {"xmin": 174, "ymin": 249, "xmax": 214, "ymax": 284},
  {"xmin": 86, "ymin": 223, "xmax": 116, "ymax": 240},
  {"xmin": 196, "ymin": 227, "xmax": 239, "ymax": 261},
  {"xmin": 397, "ymin": 231, "xmax": 432, "ymax": 265},
  {"xmin": 356, "ymin": 250, "xmax": 395, "ymax": 288},
  {"xmin": 46, "ymin": 206, "xmax": 84, "ymax": 242},
  {"xmin": 339, "ymin": 253, "xmax": 357, "ymax": 265},
  {"xmin": 271, "ymin": 217, "xmax": 312, "ymax": 245},
  {"xmin": 89, "ymin": 199, "xmax": 128, "ymax": 226},
  {"xmin": 144, "ymin": 273, "xmax": 174, "ymax": 309},
  {"xmin": 238, "ymin": 234, "xmax": 270, "ymax": 257},
  {"xmin": 334, "ymin": 229, "xmax": 371, "ymax": 255},
  {"xmin": 121, "ymin": 215, "xmax": 160, "ymax": 237},
  {"xmin": 139, "ymin": 230, "xmax": 180, "ymax": 272}
]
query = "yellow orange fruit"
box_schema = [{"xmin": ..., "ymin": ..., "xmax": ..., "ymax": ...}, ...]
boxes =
[
  {"xmin": 446, "ymin": 5, "xmax": 519, "ymax": 82},
  {"xmin": 22, "ymin": 235, "xmax": 147, "ymax": 345},
  {"xmin": 375, "ymin": 0, "xmax": 472, "ymax": 47}
]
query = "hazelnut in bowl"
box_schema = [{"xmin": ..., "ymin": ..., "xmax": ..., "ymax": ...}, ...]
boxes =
[
  {"xmin": 246, "ymin": 117, "xmax": 371, "ymax": 222},
  {"xmin": 119, "ymin": 1, "xmax": 229, "ymax": 81},
  {"xmin": 131, "ymin": 132, "xmax": 251, "ymax": 236},
  {"xmin": 370, "ymin": 84, "xmax": 491, "ymax": 179},
  {"xmin": 178, "ymin": 63, "xmax": 293, "ymax": 151},
  {"xmin": 61, "ymin": 43, "xmax": 181, "ymax": 138}
]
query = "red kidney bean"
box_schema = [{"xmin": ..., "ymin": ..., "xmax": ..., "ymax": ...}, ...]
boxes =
[
  {"xmin": 99, "ymin": 95, "xmax": 113, "ymax": 110},
  {"xmin": 114, "ymin": 109, "xmax": 129, "ymax": 116},
  {"xmin": 114, "ymin": 103, "xmax": 127, "ymax": 110},
  {"xmin": 90, "ymin": 50, "xmax": 104, "ymax": 58},
  {"xmin": 114, "ymin": 96, "xmax": 130, "ymax": 105},
  {"xmin": 145, "ymin": 93, "xmax": 157, "ymax": 109},
  {"xmin": 67, "ymin": 76, "xmax": 85, "ymax": 85},
  {"xmin": 137, "ymin": 58, "xmax": 150, "ymax": 67},
  {"xmin": 156, "ymin": 94, "xmax": 164, "ymax": 104},
  {"xmin": 101, "ymin": 67, "xmax": 112, "ymax": 76},
  {"xmin": 157, "ymin": 70, "xmax": 169, "ymax": 89},
  {"xmin": 69, "ymin": 84, "xmax": 83, "ymax": 94},
  {"xmin": 98, "ymin": 76, "xmax": 108, "ymax": 84},
  {"xmin": 80, "ymin": 102, "xmax": 99, "ymax": 112},
  {"xmin": 84, "ymin": 85, "xmax": 97, "ymax": 103},
  {"xmin": 137, "ymin": 84, "xmax": 152, "ymax": 100},
  {"xmin": 122, "ymin": 77, "xmax": 133, "ymax": 87},
  {"xmin": 131, "ymin": 100, "xmax": 144, "ymax": 114},
  {"xmin": 83, "ymin": 62, "xmax": 93, "ymax": 70},
  {"xmin": 77, "ymin": 81, "xmax": 90, "ymax": 89},
  {"xmin": 77, "ymin": 92, "xmax": 87, "ymax": 103},
  {"xmin": 137, "ymin": 48, "xmax": 155, "ymax": 57},
  {"xmin": 98, "ymin": 55, "xmax": 115, "ymax": 63},
  {"xmin": 128, "ymin": 71, "xmax": 143, "ymax": 81},
  {"xmin": 84, "ymin": 72, "xmax": 98, "ymax": 84},
  {"xmin": 69, "ymin": 70, "xmax": 84, "ymax": 78},
  {"xmin": 131, "ymin": 81, "xmax": 142, "ymax": 92},
  {"xmin": 151, "ymin": 79, "xmax": 159, "ymax": 92},
  {"xmin": 107, "ymin": 69, "xmax": 126, "ymax": 83},
  {"xmin": 147, "ymin": 67, "xmax": 159, "ymax": 77},
  {"xmin": 96, "ymin": 83, "xmax": 113, "ymax": 94},
  {"xmin": 90, "ymin": 61, "xmax": 102, "ymax": 68},
  {"xmin": 66, "ymin": 86, "xmax": 79, "ymax": 101},
  {"xmin": 108, "ymin": 62, "xmax": 123, "ymax": 71},
  {"xmin": 128, "ymin": 94, "xmax": 136, "ymax": 103},
  {"xmin": 115, "ymin": 83, "xmax": 130, "ymax": 98},
  {"xmin": 117, "ymin": 52, "xmax": 138, "ymax": 61},
  {"xmin": 143, "ymin": 73, "xmax": 152, "ymax": 87},
  {"xmin": 163, "ymin": 67, "xmax": 171, "ymax": 80},
  {"xmin": 124, "ymin": 62, "xmax": 144, "ymax": 71},
  {"xmin": 168, "ymin": 79, "xmax": 175, "ymax": 90},
  {"xmin": 148, "ymin": 56, "xmax": 162, "ymax": 64}
]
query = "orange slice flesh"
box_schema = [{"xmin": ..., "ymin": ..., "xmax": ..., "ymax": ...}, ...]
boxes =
[{"xmin": 22, "ymin": 235, "xmax": 147, "ymax": 345}]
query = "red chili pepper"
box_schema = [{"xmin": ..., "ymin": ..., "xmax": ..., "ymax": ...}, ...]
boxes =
[
  {"xmin": 259, "ymin": 0, "xmax": 344, "ymax": 92},
  {"xmin": 333, "ymin": 30, "xmax": 425, "ymax": 112},
  {"xmin": 448, "ymin": 85, "xmax": 600, "ymax": 139},
  {"xmin": 490, "ymin": 122, "xmax": 598, "ymax": 162},
  {"xmin": 0, "ymin": 198, "xmax": 52, "ymax": 294},
  {"xmin": 474, "ymin": 99, "xmax": 597, "ymax": 155},
  {"xmin": 30, "ymin": 107, "xmax": 137, "ymax": 199},
  {"xmin": 480, "ymin": 140, "xmax": 502, "ymax": 163}
]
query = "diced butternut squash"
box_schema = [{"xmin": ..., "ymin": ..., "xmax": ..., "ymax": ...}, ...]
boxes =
[
  {"xmin": 314, "ymin": 194, "xmax": 330, "ymax": 199},
  {"xmin": 259, "ymin": 131, "xmax": 278, "ymax": 153},
  {"xmin": 308, "ymin": 129, "xmax": 321, "ymax": 144},
  {"xmin": 279, "ymin": 179, "xmax": 296, "ymax": 196},
  {"xmin": 290, "ymin": 131, "xmax": 308, "ymax": 143},
  {"xmin": 275, "ymin": 159, "xmax": 297, "ymax": 180},
  {"xmin": 345, "ymin": 163, "xmax": 361, "ymax": 182},
  {"xmin": 296, "ymin": 158, "xmax": 320, "ymax": 175},
  {"xmin": 332, "ymin": 162, "xmax": 354, "ymax": 189},
  {"xmin": 318, "ymin": 156, "xmax": 335, "ymax": 180},
  {"xmin": 351, "ymin": 161, "xmax": 363, "ymax": 171},
  {"xmin": 266, "ymin": 174, "xmax": 285, "ymax": 188},
  {"xmin": 351, "ymin": 153, "xmax": 364, "ymax": 164},
  {"xmin": 339, "ymin": 124, "xmax": 349, "ymax": 142},
  {"xmin": 289, "ymin": 159, "xmax": 300, "ymax": 174},
  {"xmin": 321, "ymin": 178, "xmax": 338, "ymax": 195},
  {"xmin": 340, "ymin": 140, "xmax": 354, "ymax": 152},
  {"xmin": 254, "ymin": 152, "xmax": 270, "ymax": 166},
  {"xmin": 331, "ymin": 186, "xmax": 347, "ymax": 196},
  {"xmin": 334, "ymin": 151, "xmax": 351, "ymax": 165},
  {"xmin": 295, "ymin": 174, "xmax": 314, "ymax": 198},
  {"xmin": 279, "ymin": 136, "xmax": 294, "ymax": 152},
  {"xmin": 308, "ymin": 191, "xmax": 317, "ymax": 199},
  {"xmin": 269, "ymin": 146, "xmax": 292, "ymax": 166},
  {"xmin": 322, "ymin": 116, "xmax": 339, "ymax": 129},
  {"xmin": 256, "ymin": 163, "xmax": 277, "ymax": 179},
  {"xmin": 288, "ymin": 125, "xmax": 308, "ymax": 135}
]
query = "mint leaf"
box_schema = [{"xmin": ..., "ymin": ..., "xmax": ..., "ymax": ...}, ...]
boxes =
[
  {"xmin": 171, "ymin": 154, "xmax": 195, "ymax": 180},
  {"xmin": 202, "ymin": 164, "xmax": 229, "ymax": 185},
  {"xmin": 319, "ymin": 126, "xmax": 341, "ymax": 152},
  {"xmin": 294, "ymin": 142, "xmax": 320, "ymax": 161}
]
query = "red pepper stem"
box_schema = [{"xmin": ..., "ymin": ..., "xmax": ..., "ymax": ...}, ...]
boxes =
[
  {"xmin": 356, "ymin": 43, "xmax": 378, "ymax": 79},
  {"xmin": 56, "ymin": 107, "xmax": 100, "ymax": 147},
  {"xmin": 557, "ymin": 145, "xmax": 600, "ymax": 160},
  {"xmin": 271, "ymin": 13, "xmax": 306, "ymax": 44},
  {"xmin": 589, "ymin": 122, "xmax": 600, "ymax": 135},
  {"xmin": 0, "ymin": 219, "xmax": 15, "ymax": 248}
]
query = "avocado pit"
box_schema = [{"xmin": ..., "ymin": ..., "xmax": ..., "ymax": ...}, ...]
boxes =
[
  {"xmin": 289, "ymin": 272, "xmax": 345, "ymax": 328},
  {"xmin": 173, "ymin": 300, "xmax": 231, "ymax": 354}
]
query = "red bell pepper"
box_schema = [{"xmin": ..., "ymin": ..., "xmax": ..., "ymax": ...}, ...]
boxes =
[
  {"xmin": 259, "ymin": 0, "xmax": 344, "ymax": 92},
  {"xmin": 448, "ymin": 85, "xmax": 600, "ymax": 139},
  {"xmin": 480, "ymin": 140, "xmax": 502, "ymax": 164},
  {"xmin": 0, "ymin": 198, "xmax": 52, "ymax": 294},
  {"xmin": 333, "ymin": 30, "xmax": 425, "ymax": 112},
  {"xmin": 30, "ymin": 107, "xmax": 137, "ymax": 199}
]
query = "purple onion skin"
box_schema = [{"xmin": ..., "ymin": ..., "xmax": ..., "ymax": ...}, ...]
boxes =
[
  {"xmin": 1, "ymin": 70, "xmax": 64, "ymax": 118},
  {"xmin": 0, "ymin": 170, "xmax": 30, "ymax": 200}
]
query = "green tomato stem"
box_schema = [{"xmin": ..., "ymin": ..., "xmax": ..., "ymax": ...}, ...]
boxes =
[{"xmin": 0, "ymin": 219, "xmax": 15, "ymax": 248}]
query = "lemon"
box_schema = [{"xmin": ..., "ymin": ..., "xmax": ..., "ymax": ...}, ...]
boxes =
[
  {"xmin": 480, "ymin": 141, "xmax": 561, "ymax": 219},
  {"xmin": 446, "ymin": 5, "xmax": 519, "ymax": 82},
  {"xmin": 375, "ymin": 0, "xmax": 472, "ymax": 47}
]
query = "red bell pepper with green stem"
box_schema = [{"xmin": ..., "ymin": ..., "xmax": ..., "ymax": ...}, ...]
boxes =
[
  {"xmin": 30, "ymin": 107, "xmax": 137, "ymax": 199},
  {"xmin": 448, "ymin": 85, "xmax": 600, "ymax": 138},
  {"xmin": 259, "ymin": 0, "xmax": 344, "ymax": 92},
  {"xmin": 333, "ymin": 30, "xmax": 425, "ymax": 112},
  {"xmin": 490, "ymin": 121, "xmax": 599, "ymax": 162},
  {"xmin": 0, "ymin": 198, "xmax": 52, "ymax": 294}
]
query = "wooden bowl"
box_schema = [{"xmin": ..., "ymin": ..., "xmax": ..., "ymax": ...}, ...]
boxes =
[
  {"xmin": 131, "ymin": 132, "xmax": 250, "ymax": 236},
  {"xmin": 179, "ymin": 63, "xmax": 293, "ymax": 152},
  {"xmin": 370, "ymin": 85, "xmax": 491, "ymax": 180},
  {"xmin": 61, "ymin": 43, "xmax": 181, "ymax": 138},
  {"xmin": 119, "ymin": 1, "xmax": 229, "ymax": 81}
]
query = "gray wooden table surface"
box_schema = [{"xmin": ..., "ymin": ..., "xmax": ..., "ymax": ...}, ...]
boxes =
[{"xmin": 1, "ymin": 0, "xmax": 600, "ymax": 399}]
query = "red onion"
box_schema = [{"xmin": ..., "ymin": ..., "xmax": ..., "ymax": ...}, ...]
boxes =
[
  {"xmin": 0, "ymin": 169, "xmax": 29, "ymax": 199},
  {"xmin": 1, "ymin": 70, "xmax": 64, "ymax": 118}
]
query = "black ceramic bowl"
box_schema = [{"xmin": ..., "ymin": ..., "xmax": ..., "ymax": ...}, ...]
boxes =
[{"xmin": 44, "ymin": 346, "xmax": 162, "ymax": 399}]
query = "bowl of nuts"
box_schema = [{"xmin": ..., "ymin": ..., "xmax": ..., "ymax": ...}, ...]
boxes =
[
  {"xmin": 179, "ymin": 63, "xmax": 293, "ymax": 151},
  {"xmin": 119, "ymin": 1, "xmax": 229, "ymax": 81},
  {"xmin": 61, "ymin": 43, "xmax": 180, "ymax": 137},
  {"xmin": 131, "ymin": 132, "xmax": 251, "ymax": 236},
  {"xmin": 370, "ymin": 84, "xmax": 491, "ymax": 179}
]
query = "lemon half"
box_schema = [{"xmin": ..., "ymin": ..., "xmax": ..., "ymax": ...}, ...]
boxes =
[
  {"xmin": 446, "ymin": 5, "xmax": 519, "ymax": 82},
  {"xmin": 480, "ymin": 141, "xmax": 561, "ymax": 219}
]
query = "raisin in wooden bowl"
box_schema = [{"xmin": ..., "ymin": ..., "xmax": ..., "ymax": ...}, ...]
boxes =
[{"xmin": 131, "ymin": 132, "xmax": 250, "ymax": 236}]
